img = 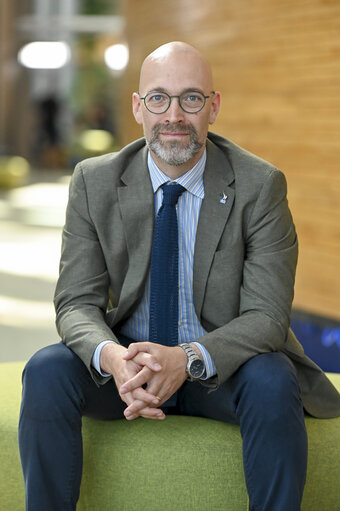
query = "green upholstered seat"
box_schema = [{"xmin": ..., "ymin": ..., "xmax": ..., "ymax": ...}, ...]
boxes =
[{"xmin": 1, "ymin": 361, "xmax": 339, "ymax": 510}]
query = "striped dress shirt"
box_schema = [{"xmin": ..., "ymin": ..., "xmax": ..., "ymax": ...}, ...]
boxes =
[{"xmin": 93, "ymin": 150, "xmax": 216, "ymax": 379}]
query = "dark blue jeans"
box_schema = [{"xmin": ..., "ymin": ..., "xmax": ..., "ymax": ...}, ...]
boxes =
[{"xmin": 19, "ymin": 343, "xmax": 307, "ymax": 510}]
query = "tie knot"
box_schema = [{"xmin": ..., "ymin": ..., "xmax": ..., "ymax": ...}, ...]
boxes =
[{"xmin": 161, "ymin": 183, "xmax": 185, "ymax": 206}]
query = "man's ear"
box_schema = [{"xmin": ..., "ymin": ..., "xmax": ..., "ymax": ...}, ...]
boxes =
[
  {"xmin": 132, "ymin": 93, "xmax": 143, "ymax": 125},
  {"xmin": 208, "ymin": 91, "xmax": 221, "ymax": 125}
]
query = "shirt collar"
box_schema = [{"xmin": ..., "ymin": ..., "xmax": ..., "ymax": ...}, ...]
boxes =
[{"xmin": 147, "ymin": 150, "xmax": 206, "ymax": 199}]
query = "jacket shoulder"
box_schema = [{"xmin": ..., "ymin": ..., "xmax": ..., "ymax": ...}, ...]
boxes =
[
  {"xmin": 74, "ymin": 137, "xmax": 147, "ymax": 182},
  {"xmin": 207, "ymin": 131, "xmax": 281, "ymax": 184}
]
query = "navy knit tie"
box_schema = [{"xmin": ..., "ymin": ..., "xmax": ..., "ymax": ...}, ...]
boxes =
[{"xmin": 149, "ymin": 183, "xmax": 185, "ymax": 346}]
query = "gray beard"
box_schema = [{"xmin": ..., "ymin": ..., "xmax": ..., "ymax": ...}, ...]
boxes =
[{"xmin": 147, "ymin": 124, "xmax": 203, "ymax": 166}]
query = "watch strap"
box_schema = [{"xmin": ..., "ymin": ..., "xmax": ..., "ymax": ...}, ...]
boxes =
[{"xmin": 179, "ymin": 343, "xmax": 199, "ymax": 362}]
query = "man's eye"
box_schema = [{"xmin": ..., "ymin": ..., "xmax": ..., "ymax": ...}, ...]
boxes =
[
  {"xmin": 187, "ymin": 95, "xmax": 200, "ymax": 102},
  {"xmin": 183, "ymin": 93, "xmax": 202, "ymax": 102},
  {"xmin": 182, "ymin": 93, "xmax": 204, "ymax": 107},
  {"xmin": 148, "ymin": 94, "xmax": 166, "ymax": 102}
]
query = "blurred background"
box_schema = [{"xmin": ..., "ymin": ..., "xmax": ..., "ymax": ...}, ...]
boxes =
[{"xmin": 0, "ymin": 0, "xmax": 339, "ymax": 370}]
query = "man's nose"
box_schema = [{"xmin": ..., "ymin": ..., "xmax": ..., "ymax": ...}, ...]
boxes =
[{"xmin": 164, "ymin": 97, "xmax": 185, "ymax": 123}]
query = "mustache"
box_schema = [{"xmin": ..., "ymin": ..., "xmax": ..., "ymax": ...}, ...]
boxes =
[{"xmin": 151, "ymin": 123, "xmax": 198, "ymax": 136}]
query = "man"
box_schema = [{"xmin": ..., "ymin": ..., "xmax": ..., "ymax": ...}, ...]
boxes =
[{"xmin": 19, "ymin": 42, "xmax": 340, "ymax": 511}]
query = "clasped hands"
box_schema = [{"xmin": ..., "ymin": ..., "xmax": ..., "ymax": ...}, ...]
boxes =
[{"xmin": 101, "ymin": 342, "xmax": 188, "ymax": 421}]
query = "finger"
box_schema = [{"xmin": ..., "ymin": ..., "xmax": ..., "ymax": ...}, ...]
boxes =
[
  {"xmin": 131, "ymin": 386, "xmax": 161, "ymax": 405},
  {"xmin": 124, "ymin": 399, "xmax": 144, "ymax": 420},
  {"xmin": 119, "ymin": 389, "xmax": 136, "ymax": 407},
  {"xmin": 123, "ymin": 385, "xmax": 163, "ymax": 419},
  {"xmin": 140, "ymin": 409, "xmax": 166, "ymax": 420},
  {"xmin": 125, "ymin": 398, "xmax": 156, "ymax": 417},
  {"xmin": 120, "ymin": 366, "xmax": 152, "ymax": 394},
  {"xmin": 122, "ymin": 392, "xmax": 148, "ymax": 420},
  {"xmin": 123, "ymin": 342, "xmax": 151, "ymax": 360},
  {"xmin": 147, "ymin": 380, "xmax": 174, "ymax": 406},
  {"xmin": 125, "ymin": 405, "xmax": 165, "ymax": 421},
  {"xmin": 132, "ymin": 352, "xmax": 162, "ymax": 372}
]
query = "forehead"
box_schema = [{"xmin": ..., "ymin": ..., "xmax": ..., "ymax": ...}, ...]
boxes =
[{"xmin": 139, "ymin": 52, "xmax": 212, "ymax": 94}]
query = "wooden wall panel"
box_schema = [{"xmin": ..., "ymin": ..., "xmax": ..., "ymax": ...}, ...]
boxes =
[
  {"xmin": 0, "ymin": 0, "xmax": 33, "ymax": 157},
  {"xmin": 121, "ymin": 0, "xmax": 340, "ymax": 319}
]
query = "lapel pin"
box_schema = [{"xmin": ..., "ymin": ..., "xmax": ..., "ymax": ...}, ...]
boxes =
[{"xmin": 219, "ymin": 192, "xmax": 228, "ymax": 204}]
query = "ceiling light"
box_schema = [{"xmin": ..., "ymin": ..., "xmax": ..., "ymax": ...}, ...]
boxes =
[
  {"xmin": 18, "ymin": 41, "xmax": 70, "ymax": 69},
  {"xmin": 104, "ymin": 44, "xmax": 129, "ymax": 71}
]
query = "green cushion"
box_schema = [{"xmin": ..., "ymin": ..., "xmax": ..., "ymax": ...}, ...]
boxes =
[
  {"xmin": 79, "ymin": 416, "xmax": 247, "ymax": 510},
  {"xmin": 0, "ymin": 362, "xmax": 339, "ymax": 510}
]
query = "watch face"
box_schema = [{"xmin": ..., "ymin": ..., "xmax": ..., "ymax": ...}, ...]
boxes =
[{"xmin": 189, "ymin": 359, "xmax": 204, "ymax": 378}]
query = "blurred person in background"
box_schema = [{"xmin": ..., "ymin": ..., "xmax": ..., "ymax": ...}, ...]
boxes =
[{"xmin": 33, "ymin": 95, "xmax": 65, "ymax": 168}]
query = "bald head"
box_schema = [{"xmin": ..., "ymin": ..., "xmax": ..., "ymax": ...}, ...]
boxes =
[{"xmin": 139, "ymin": 41, "xmax": 214, "ymax": 94}]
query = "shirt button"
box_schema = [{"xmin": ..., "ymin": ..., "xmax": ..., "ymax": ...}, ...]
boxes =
[{"xmin": 178, "ymin": 321, "xmax": 182, "ymax": 326}]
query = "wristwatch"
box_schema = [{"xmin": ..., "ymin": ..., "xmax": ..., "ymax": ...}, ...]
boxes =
[{"xmin": 178, "ymin": 343, "xmax": 205, "ymax": 381}]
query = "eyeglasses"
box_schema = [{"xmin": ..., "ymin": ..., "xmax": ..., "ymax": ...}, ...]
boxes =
[{"xmin": 138, "ymin": 90, "xmax": 215, "ymax": 114}]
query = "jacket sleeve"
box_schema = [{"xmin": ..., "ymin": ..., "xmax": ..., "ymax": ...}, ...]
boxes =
[{"xmin": 54, "ymin": 162, "xmax": 118, "ymax": 385}]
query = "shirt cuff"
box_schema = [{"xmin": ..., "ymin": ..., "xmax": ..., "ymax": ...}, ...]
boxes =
[
  {"xmin": 191, "ymin": 342, "xmax": 217, "ymax": 380},
  {"xmin": 92, "ymin": 340, "xmax": 116, "ymax": 377}
]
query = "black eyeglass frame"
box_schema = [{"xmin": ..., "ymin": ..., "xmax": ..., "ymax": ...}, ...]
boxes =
[{"xmin": 138, "ymin": 90, "xmax": 216, "ymax": 114}]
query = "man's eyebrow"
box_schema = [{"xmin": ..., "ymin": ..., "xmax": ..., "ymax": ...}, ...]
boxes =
[
  {"xmin": 145, "ymin": 87, "xmax": 168, "ymax": 94},
  {"xmin": 145, "ymin": 87, "xmax": 206, "ymax": 95}
]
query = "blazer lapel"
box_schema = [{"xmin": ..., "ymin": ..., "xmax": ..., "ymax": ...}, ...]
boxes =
[
  {"xmin": 193, "ymin": 138, "xmax": 235, "ymax": 319},
  {"xmin": 116, "ymin": 146, "xmax": 154, "ymax": 320}
]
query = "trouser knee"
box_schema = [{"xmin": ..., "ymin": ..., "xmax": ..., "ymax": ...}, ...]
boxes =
[
  {"xmin": 21, "ymin": 343, "xmax": 87, "ymax": 420},
  {"xmin": 233, "ymin": 352, "xmax": 303, "ymax": 421}
]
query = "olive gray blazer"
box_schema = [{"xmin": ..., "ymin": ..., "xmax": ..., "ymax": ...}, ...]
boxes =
[{"xmin": 54, "ymin": 132, "xmax": 340, "ymax": 418}]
